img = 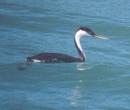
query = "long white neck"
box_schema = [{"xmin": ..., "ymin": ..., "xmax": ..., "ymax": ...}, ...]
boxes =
[{"xmin": 74, "ymin": 30, "xmax": 86, "ymax": 61}]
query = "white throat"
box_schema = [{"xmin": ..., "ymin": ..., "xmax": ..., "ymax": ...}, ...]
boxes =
[{"xmin": 74, "ymin": 30, "xmax": 87, "ymax": 60}]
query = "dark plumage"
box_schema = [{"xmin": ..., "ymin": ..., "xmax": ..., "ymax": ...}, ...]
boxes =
[
  {"xmin": 27, "ymin": 53, "xmax": 81, "ymax": 63},
  {"xmin": 26, "ymin": 26, "xmax": 96, "ymax": 63}
]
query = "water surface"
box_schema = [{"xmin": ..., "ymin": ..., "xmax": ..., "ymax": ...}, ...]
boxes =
[{"xmin": 0, "ymin": 0, "xmax": 130, "ymax": 110}]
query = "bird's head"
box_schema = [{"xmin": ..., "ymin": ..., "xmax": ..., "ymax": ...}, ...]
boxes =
[{"xmin": 76, "ymin": 26, "xmax": 108, "ymax": 39}]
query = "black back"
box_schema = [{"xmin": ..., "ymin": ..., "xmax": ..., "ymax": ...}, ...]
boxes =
[{"xmin": 27, "ymin": 53, "xmax": 82, "ymax": 63}]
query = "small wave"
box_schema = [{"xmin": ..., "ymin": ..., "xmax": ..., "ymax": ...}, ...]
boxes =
[{"xmin": 76, "ymin": 63, "xmax": 100, "ymax": 71}]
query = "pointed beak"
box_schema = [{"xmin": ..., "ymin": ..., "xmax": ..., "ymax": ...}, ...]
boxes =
[{"xmin": 94, "ymin": 35, "xmax": 109, "ymax": 40}]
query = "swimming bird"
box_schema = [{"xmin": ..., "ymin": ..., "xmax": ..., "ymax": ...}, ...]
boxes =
[{"xmin": 26, "ymin": 26, "xmax": 107, "ymax": 64}]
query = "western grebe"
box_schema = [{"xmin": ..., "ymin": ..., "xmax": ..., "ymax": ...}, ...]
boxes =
[{"xmin": 26, "ymin": 26, "xmax": 107, "ymax": 63}]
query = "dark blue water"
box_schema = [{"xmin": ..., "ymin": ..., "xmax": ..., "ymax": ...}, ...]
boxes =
[{"xmin": 0, "ymin": 0, "xmax": 130, "ymax": 110}]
